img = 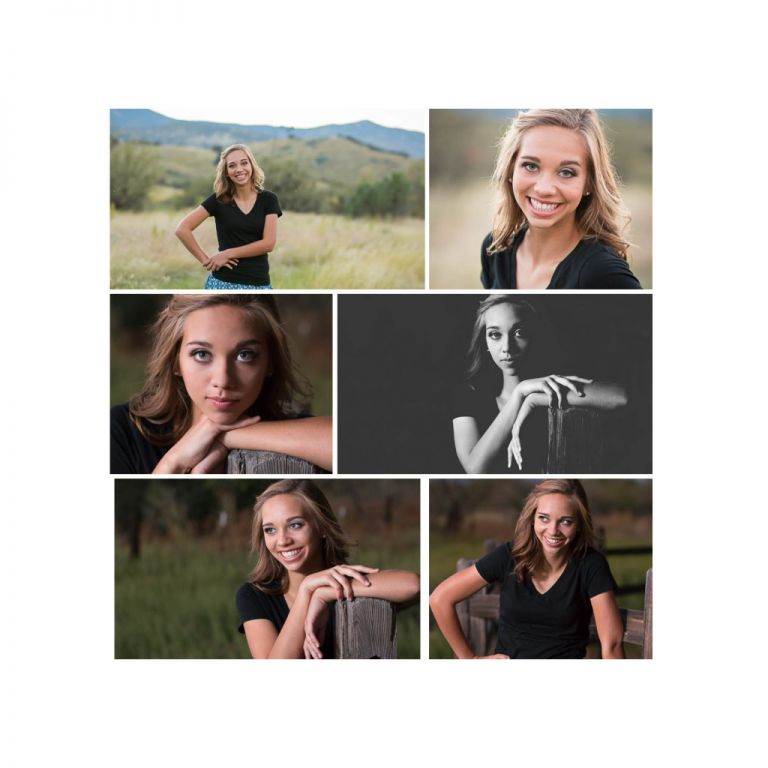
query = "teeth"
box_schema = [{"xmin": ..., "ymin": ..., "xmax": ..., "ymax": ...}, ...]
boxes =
[
  {"xmin": 280, "ymin": 548, "xmax": 302, "ymax": 558},
  {"xmin": 530, "ymin": 198, "xmax": 559, "ymax": 212}
]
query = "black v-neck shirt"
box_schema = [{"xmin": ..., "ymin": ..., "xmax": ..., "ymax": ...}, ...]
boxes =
[
  {"xmin": 475, "ymin": 543, "xmax": 617, "ymax": 658},
  {"xmin": 480, "ymin": 230, "xmax": 642, "ymax": 290},
  {"xmin": 201, "ymin": 191, "xmax": 282, "ymax": 286}
]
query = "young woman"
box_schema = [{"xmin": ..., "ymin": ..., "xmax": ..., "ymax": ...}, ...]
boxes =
[
  {"xmin": 110, "ymin": 294, "xmax": 331, "ymax": 474},
  {"xmin": 175, "ymin": 144, "xmax": 281, "ymax": 289},
  {"xmin": 452, "ymin": 295, "xmax": 628, "ymax": 473},
  {"xmin": 430, "ymin": 479, "xmax": 625, "ymax": 659},
  {"xmin": 481, "ymin": 109, "xmax": 642, "ymax": 289},
  {"xmin": 236, "ymin": 479, "xmax": 420, "ymax": 659}
]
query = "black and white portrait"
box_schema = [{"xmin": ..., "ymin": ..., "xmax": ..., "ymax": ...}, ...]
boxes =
[{"xmin": 338, "ymin": 294, "xmax": 651, "ymax": 474}]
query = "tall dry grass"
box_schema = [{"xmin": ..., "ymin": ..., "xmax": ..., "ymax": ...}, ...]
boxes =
[{"xmin": 111, "ymin": 209, "xmax": 424, "ymax": 289}]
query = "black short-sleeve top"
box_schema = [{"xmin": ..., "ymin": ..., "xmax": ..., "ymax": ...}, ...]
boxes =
[
  {"xmin": 110, "ymin": 403, "xmax": 170, "ymax": 474},
  {"xmin": 480, "ymin": 230, "xmax": 642, "ymax": 290},
  {"xmin": 201, "ymin": 190, "xmax": 282, "ymax": 286},
  {"xmin": 236, "ymin": 582, "xmax": 336, "ymax": 659},
  {"xmin": 475, "ymin": 543, "xmax": 617, "ymax": 658}
]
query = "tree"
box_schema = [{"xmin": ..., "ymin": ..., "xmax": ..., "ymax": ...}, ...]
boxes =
[{"xmin": 110, "ymin": 141, "xmax": 160, "ymax": 210}]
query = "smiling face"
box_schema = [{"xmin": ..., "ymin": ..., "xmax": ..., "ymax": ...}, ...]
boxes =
[
  {"xmin": 177, "ymin": 305, "xmax": 270, "ymax": 424},
  {"xmin": 483, "ymin": 302, "xmax": 531, "ymax": 375},
  {"xmin": 511, "ymin": 125, "xmax": 589, "ymax": 233},
  {"xmin": 225, "ymin": 149, "xmax": 253, "ymax": 188},
  {"xmin": 260, "ymin": 493, "xmax": 324, "ymax": 575},
  {"xmin": 533, "ymin": 493, "xmax": 579, "ymax": 555}
]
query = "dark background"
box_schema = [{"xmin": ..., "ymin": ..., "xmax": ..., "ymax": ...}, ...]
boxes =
[{"xmin": 339, "ymin": 294, "xmax": 651, "ymax": 473}]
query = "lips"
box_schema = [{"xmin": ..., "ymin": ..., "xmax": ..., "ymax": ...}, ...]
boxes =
[
  {"xmin": 544, "ymin": 535, "xmax": 566, "ymax": 547},
  {"xmin": 207, "ymin": 396, "xmax": 239, "ymax": 410},
  {"xmin": 278, "ymin": 547, "xmax": 305, "ymax": 563},
  {"xmin": 527, "ymin": 197, "xmax": 562, "ymax": 216}
]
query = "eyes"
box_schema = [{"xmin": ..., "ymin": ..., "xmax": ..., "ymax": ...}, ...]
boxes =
[
  {"xmin": 487, "ymin": 327, "xmax": 526, "ymax": 341},
  {"xmin": 536, "ymin": 514, "xmax": 574, "ymax": 527},
  {"xmin": 263, "ymin": 520, "xmax": 305, "ymax": 536},
  {"xmin": 227, "ymin": 159, "xmax": 250, "ymax": 170},
  {"xmin": 189, "ymin": 348, "xmax": 260, "ymax": 363},
  {"xmin": 518, "ymin": 160, "xmax": 578, "ymax": 179}
]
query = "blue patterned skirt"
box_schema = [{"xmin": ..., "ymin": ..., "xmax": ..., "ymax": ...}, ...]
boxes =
[{"xmin": 204, "ymin": 274, "xmax": 272, "ymax": 290}]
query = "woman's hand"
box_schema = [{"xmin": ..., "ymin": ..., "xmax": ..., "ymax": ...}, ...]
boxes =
[
  {"xmin": 303, "ymin": 593, "xmax": 331, "ymax": 660},
  {"xmin": 507, "ymin": 394, "xmax": 536, "ymax": 470},
  {"xmin": 300, "ymin": 564, "xmax": 380, "ymax": 601},
  {"xmin": 153, "ymin": 414, "xmax": 261, "ymax": 474},
  {"xmin": 206, "ymin": 250, "xmax": 240, "ymax": 271},
  {"xmin": 472, "ymin": 654, "xmax": 509, "ymax": 660},
  {"xmin": 516, "ymin": 375, "xmax": 592, "ymax": 407}
]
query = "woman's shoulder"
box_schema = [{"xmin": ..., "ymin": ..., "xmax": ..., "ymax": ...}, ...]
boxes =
[
  {"xmin": 236, "ymin": 581, "xmax": 281, "ymax": 606},
  {"xmin": 573, "ymin": 238, "xmax": 642, "ymax": 288},
  {"xmin": 451, "ymin": 381, "xmax": 486, "ymax": 415}
]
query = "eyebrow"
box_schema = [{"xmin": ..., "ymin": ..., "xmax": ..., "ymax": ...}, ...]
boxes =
[
  {"xmin": 520, "ymin": 154, "xmax": 582, "ymax": 167},
  {"xmin": 486, "ymin": 323, "xmax": 525, "ymax": 330},
  {"xmin": 185, "ymin": 339, "xmax": 263, "ymax": 347},
  {"xmin": 262, "ymin": 516, "xmax": 304, "ymax": 527}
]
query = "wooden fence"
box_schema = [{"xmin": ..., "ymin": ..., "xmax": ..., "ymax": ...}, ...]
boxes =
[{"xmin": 333, "ymin": 598, "xmax": 398, "ymax": 659}]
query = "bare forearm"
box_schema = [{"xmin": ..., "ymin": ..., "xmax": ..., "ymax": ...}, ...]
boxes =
[
  {"xmin": 175, "ymin": 226, "xmax": 210, "ymax": 264},
  {"xmin": 601, "ymin": 641, "xmax": 625, "ymax": 659},
  {"xmin": 463, "ymin": 389, "xmax": 526, "ymax": 473},
  {"xmin": 221, "ymin": 416, "xmax": 332, "ymax": 471},
  {"xmin": 429, "ymin": 592, "xmax": 476, "ymax": 659},
  {"xmin": 228, "ymin": 238, "xmax": 276, "ymax": 259},
  {"xmin": 313, "ymin": 570, "xmax": 420, "ymax": 605},
  {"xmin": 267, "ymin": 587, "xmax": 313, "ymax": 659},
  {"xmin": 527, "ymin": 381, "xmax": 627, "ymax": 411}
]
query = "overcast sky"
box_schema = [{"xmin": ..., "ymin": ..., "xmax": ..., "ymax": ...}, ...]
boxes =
[{"xmin": 152, "ymin": 108, "xmax": 426, "ymax": 133}]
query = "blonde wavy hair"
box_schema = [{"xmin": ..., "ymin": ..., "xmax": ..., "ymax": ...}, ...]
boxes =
[
  {"xmin": 488, "ymin": 109, "xmax": 630, "ymax": 259},
  {"xmin": 213, "ymin": 143, "xmax": 265, "ymax": 202},
  {"xmin": 509, "ymin": 479, "xmax": 596, "ymax": 583},
  {"xmin": 248, "ymin": 480, "xmax": 354, "ymax": 595},
  {"xmin": 128, "ymin": 295, "xmax": 311, "ymax": 445}
]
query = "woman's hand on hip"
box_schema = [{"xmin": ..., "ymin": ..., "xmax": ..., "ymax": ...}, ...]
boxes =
[{"xmin": 206, "ymin": 250, "xmax": 240, "ymax": 271}]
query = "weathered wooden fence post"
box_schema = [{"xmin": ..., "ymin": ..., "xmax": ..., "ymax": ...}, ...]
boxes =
[
  {"xmin": 547, "ymin": 406, "xmax": 605, "ymax": 472},
  {"xmin": 227, "ymin": 449, "xmax": 323, "ymax": 474},
  {"xmin": 333, "ymin": 598, "xmax": 397, "ymax": 659}
]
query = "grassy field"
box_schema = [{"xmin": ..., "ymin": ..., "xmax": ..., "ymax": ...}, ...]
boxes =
[
  {"xmin": 429, "ymin": 181, "xmax": 652, "ymax": 289},
  {"xmin": 115, "ymin": 536, "xmax": 420, "ymax": 659},
  {"xmin": 428, "ymin": 531, "xmax": 651, "ymax": 659},
  {"xmin": 110, "ymin": 208, "xmax": 425, "ymax": 289}
]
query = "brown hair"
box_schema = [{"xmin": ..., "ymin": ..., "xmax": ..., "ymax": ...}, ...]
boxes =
[
  {"xmin": 213, "ymin": 143, "xmax": 265, "ymax": 203},
  {"xmin": 510, "ymin": 479, "xmax": 596, "ymax": 583},
  {"xmin": 248, "ymin": 480, "xmax": 354, "ymax": 595},
  {"xmin": 128, "ymin": 294, "xmax": 311, "ymax": 445},
  {"xmin": 488, "ymin": 109, "xmax": 630, "ymax": 259}
]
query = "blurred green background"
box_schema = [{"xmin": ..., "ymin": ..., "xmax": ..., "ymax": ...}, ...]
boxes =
[
  {"xmin": 429, "ymin": 478, "xmax": 652, "ymax": 658},
  {"xmin": 110, "ymin": 294, "xmax": 332, "ymax": 417},
  {"xmin": 115, "ymin": 478, "xmax": 420, "ymax": 659},
  {"xmin": 429, "ymin": 109, "xmax": 652, "ymax": 288}
]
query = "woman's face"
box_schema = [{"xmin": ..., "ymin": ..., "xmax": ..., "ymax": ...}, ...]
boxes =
[
  {"xmin": 260, "ymin": 494, "xmax": 323, "ymax": 574},
  {"xmin": 177, "ymin": 305, "xmax": 271, "ymax": 424},
  {"xmin": 225, "ymin": 149, "xmax": 253, "ymax": 188},
  {"xmin": 512, "ymin": 125, "xmax": 589, "ymax": 232},
  {"xmin": 483, "ymin": 302, "xmax": 531, "ymax": 375},
  {"xmin": 533, "ymin": 493, "xmax": 579, "ymax": 555}
]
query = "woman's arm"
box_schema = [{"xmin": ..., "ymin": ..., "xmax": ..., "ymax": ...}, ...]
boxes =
[
  {"xmin": 429, "ymin": 566, "xmax": 507, "ymax": 659},
  {"xmin": 175, "ymin": 206, "xmax": 226, "ymax": 268},
  {"xmin": 221, "ymin": 416, "xmax": 332, "ymax": 471},
  {"xmin": 453, "ymin": 388, "xmax": 528, "ymax": 474},
  {"xmin": 591, "ymin": 591, "xmax": 625, "ymax": 659},
  {"xmin": 508, "ymin": 380, "xmax": 628, "ymax": 469},
  {"xmin": 243, "ymin": 565, "xmax": 381, "ymax": 659}
]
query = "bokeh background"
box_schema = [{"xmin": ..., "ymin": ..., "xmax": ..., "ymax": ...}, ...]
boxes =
[
  {"xmin": 429, "ymin": 478, "xmax": 652, "ymax": 658},
  {"xmin": 110, "ymin": 293, "xmax": 332, "ymax": 417},
  {"xmin": 429, "ymin": 109, "xmax": 652, "ymax": 288},
  {"xmin": 115, "ymin": 478, "xmax": 420, "ymax": 659}
]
